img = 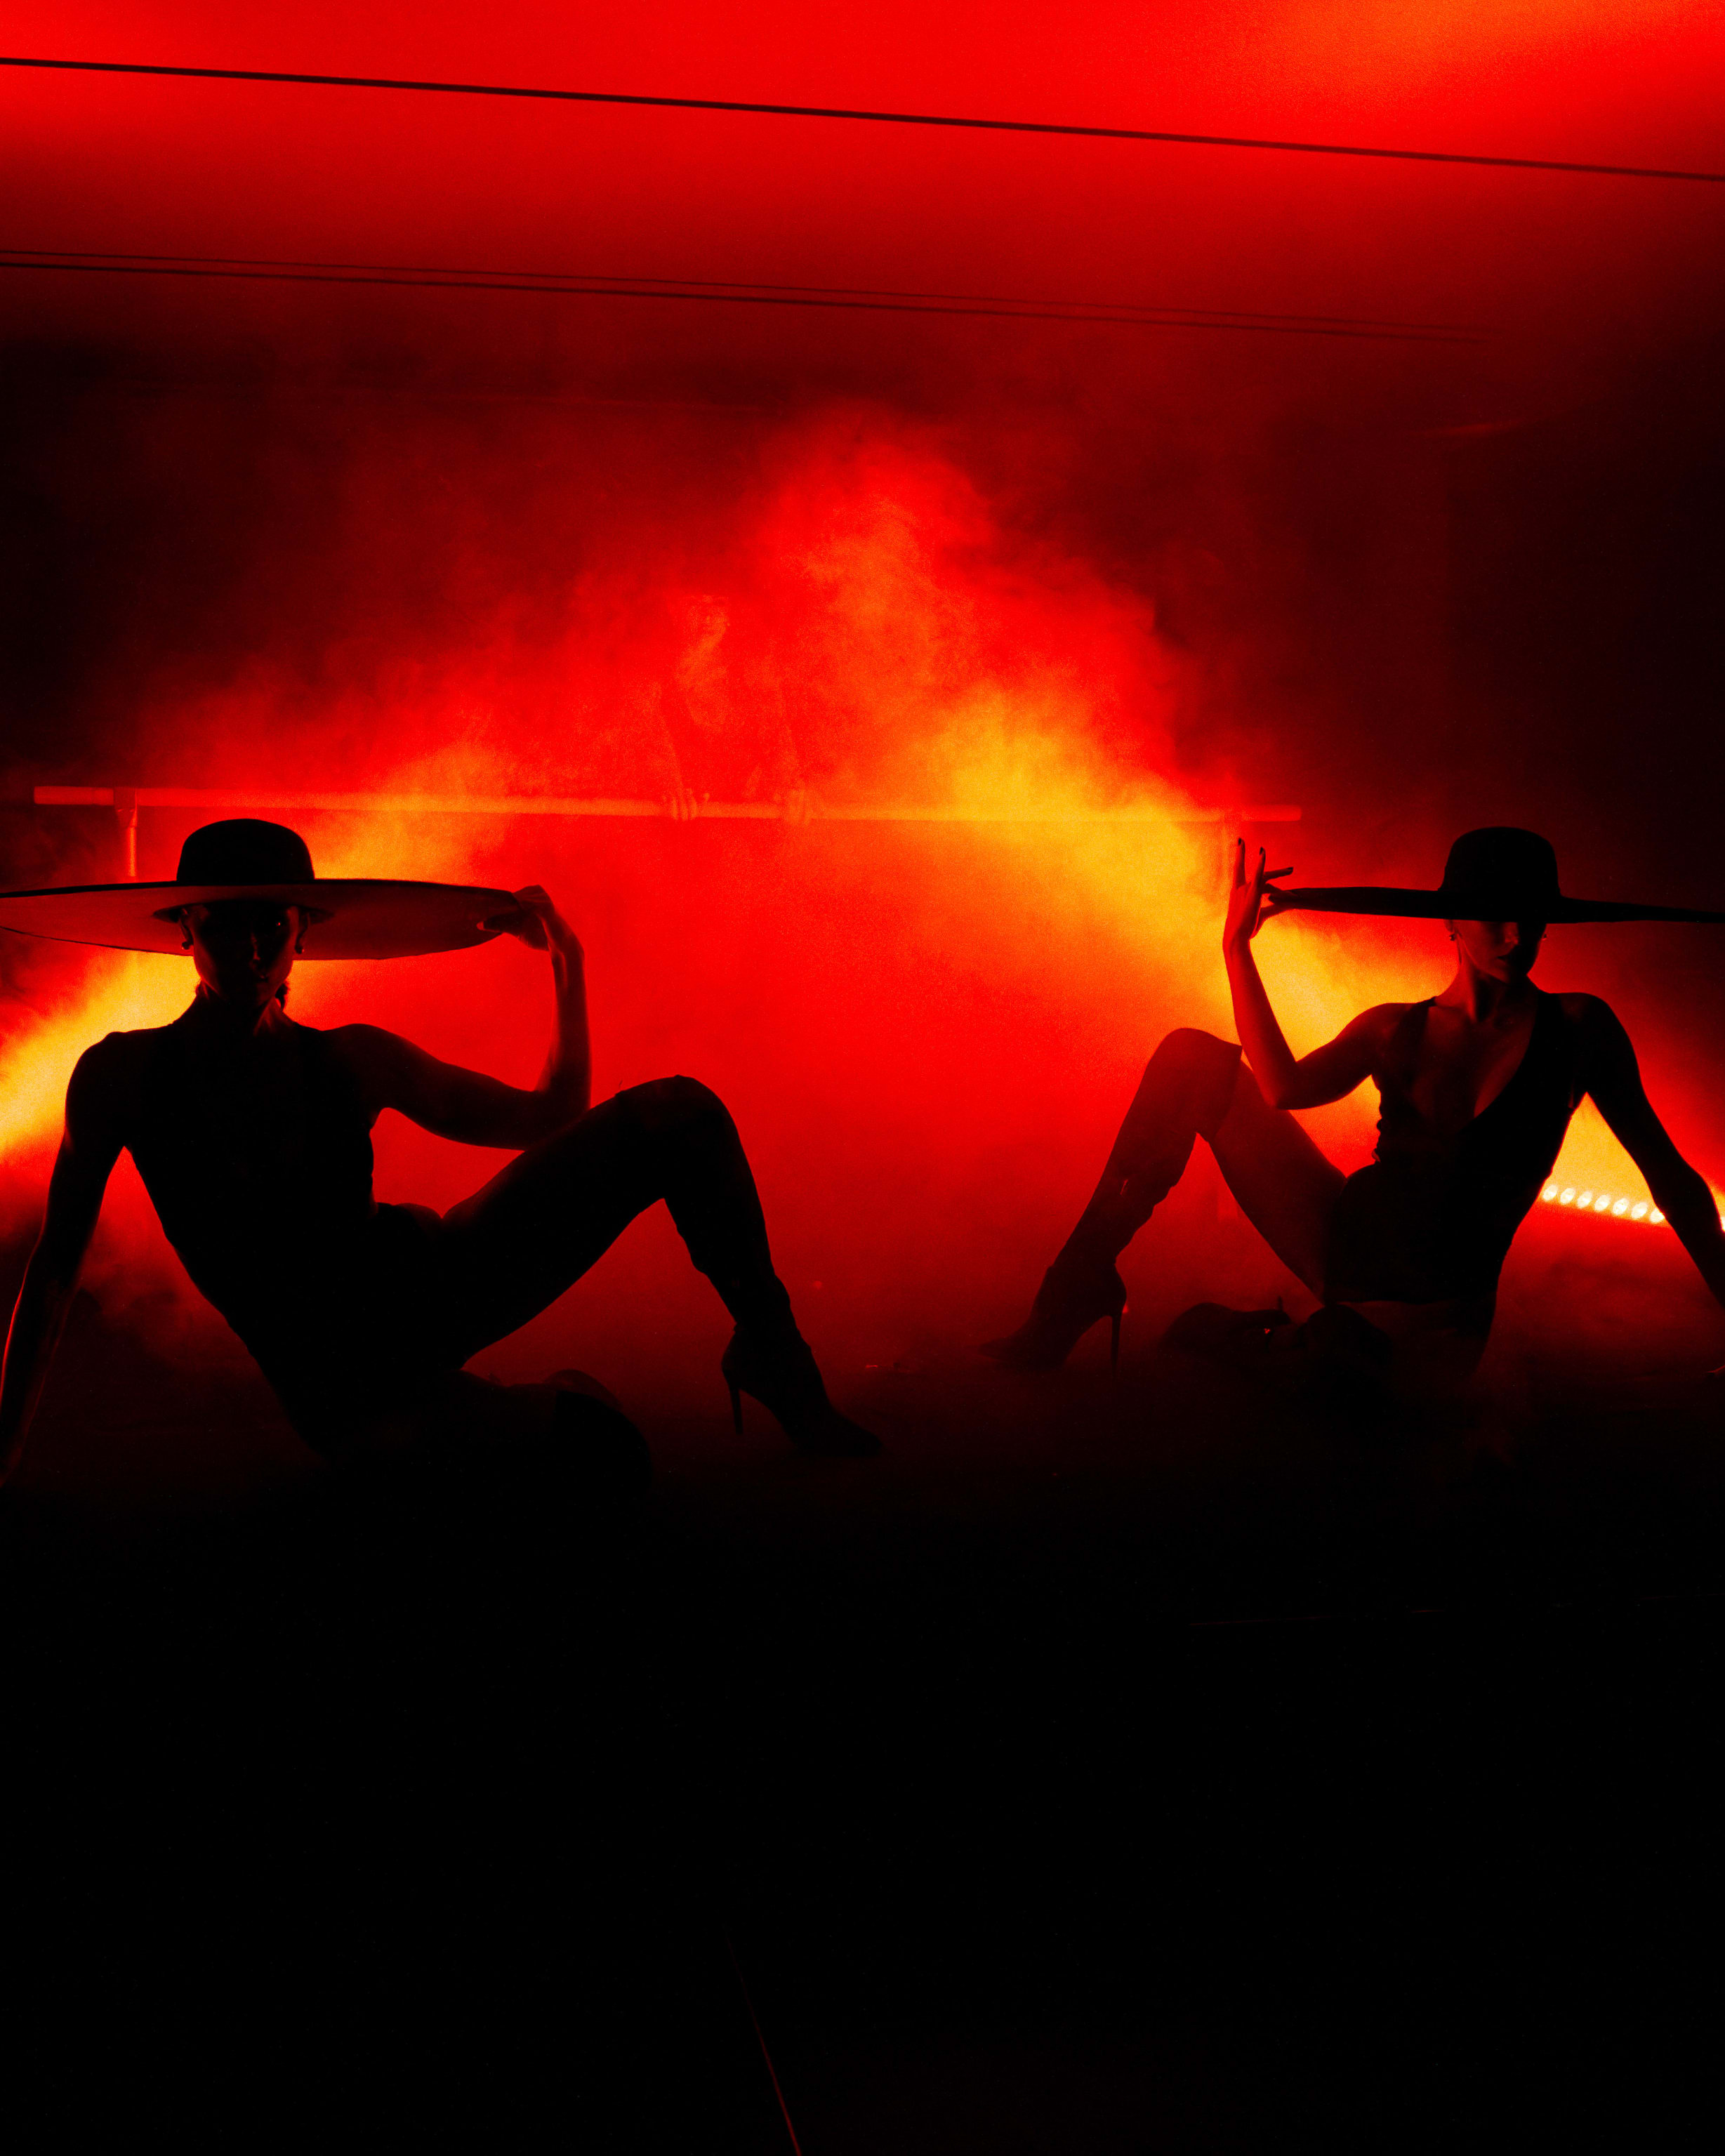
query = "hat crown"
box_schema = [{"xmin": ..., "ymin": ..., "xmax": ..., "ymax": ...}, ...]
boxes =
[
  {"xmin": 1436, "ymin": 828, "xmax": 1562, "ymax": 917},
  {"xmin": 174, "ymin": 820, "xmax": 315, "ymax": 885}
]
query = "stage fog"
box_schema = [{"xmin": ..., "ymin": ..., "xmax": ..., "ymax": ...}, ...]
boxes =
[{"xmin": 2, "ymin": 348, "xmax": 1723, "ymax": 1453}]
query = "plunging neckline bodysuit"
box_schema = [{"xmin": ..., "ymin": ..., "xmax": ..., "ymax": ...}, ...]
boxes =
[{"xmin": 1322, "ymin": 990, "xmax": 1584, "ymax": 1306}]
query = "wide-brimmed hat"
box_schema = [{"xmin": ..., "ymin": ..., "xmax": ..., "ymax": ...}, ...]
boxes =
[
  {"xmin": 1275, "ymin": 827, "xmax": 1725, "ymax": 925},
  {"xmin": 0, "ymin": 819, "xmax": 518, "ymax": 960}
]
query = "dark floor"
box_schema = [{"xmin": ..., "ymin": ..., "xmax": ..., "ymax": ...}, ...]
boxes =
[{"xmin": 6, "ymin": 1300, "xmax": 1725, "ymax": 2149}]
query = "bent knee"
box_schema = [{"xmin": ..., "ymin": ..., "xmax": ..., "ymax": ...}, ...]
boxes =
[
  {"xmin": 1146, "ymin": 1028, "xmax": 1245, "ymax": 1139},
  {"xmin": 626, "ymin": 1073, "xmax": 730, "ymax": 1137},
  {"xmin": 1151, "ymin": 1026, "xmax": 1239, "ymax": 1076}
]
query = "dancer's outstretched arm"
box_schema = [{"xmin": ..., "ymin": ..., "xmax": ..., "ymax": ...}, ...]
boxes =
[
  {"xmin": 336, "ymin": 885, "xmax": 591, "ymax": 1149},
  {"xmin": 0, "ymin": 1048, "xmax": 124, "ymax": 1481},
  {"xmin": 1580, "ymin": 997, "xmax": 1725, "ymax": 1311},
  {"xmin": 1222, "ymin": 840, "xmax": 1393, "ymax": 1111}
]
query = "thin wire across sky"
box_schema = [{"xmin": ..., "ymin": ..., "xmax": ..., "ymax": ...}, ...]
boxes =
[
  {"xmin": 4, "ymin": 51, "xmax": 1723, "ymax": 185},
  {"xmin": 0, "ymin": 249, "xmax": 1486, "ymax": 344}
]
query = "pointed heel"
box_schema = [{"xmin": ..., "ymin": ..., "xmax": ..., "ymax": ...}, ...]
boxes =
[
  {"xmin": 980, "ymin": 1257, "xmax": 1129, "ymax": 1373},
  {"xmin": 720, "ymin": 1328, "xmax": 880, "ymax": 1455}
]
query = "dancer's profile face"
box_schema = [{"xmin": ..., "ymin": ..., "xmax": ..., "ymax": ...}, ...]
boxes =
[
  {"xmin": 1448, "ymin": 918, "xmax": 1545, "ymax": 982},
  {"xmin": 183, "ymin": 901, "xmax": 304, "ymax": 1007}
]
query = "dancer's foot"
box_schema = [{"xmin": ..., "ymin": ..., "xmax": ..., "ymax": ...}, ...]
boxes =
[
  {"xmin": 980, "ymin": 1252, "xmax": 1128, "ymax": 1372},
  {"xmin": 721, "ymin": 1328, "xmax": 881, "ymax": 1456}
]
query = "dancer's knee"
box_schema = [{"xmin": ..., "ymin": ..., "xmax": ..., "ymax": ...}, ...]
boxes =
[
  {"xmin": 1146, "ymin": 1028, "xmax": 1244, "ymax": 1141},
  {"xmin": 625, "ymin": 1073, "xmax": 732, "ymax": 1141},
  {"xmin": 1151, "ymin": 1026, "xmax": 1232, "ymax": 1070}
]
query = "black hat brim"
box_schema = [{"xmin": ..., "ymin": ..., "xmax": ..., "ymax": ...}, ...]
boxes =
[
  {"xmin": 1275, "ymin": 886, "xmax": 1725, "ymax": 925},
  {"xmin": 0, "ymin": 880, "xmax": 520, "ymax": 960}
]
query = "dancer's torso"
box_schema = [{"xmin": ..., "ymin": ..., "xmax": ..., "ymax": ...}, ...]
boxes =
[
  {"xmin": 1324, "ymin": 988, "xmax": 1585, "ymax": 1305},
  {"xmin": 101, "ymin": 998, "xmax": 421, "ymax": 1388}
]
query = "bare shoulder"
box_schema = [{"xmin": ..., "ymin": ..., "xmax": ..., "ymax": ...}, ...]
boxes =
[
  {"xmin": 62, "ymin": 1025, "xmax": 166, "ymax": 1151},
  {"xmin": 317, "ymin": 1022, "xmax": 423, "ymax": 1102},
  {"xmin": 70, "ymin": 1025, "xmax": 164, "ymax": 1102},
  {"xmin": 319, "ymin": 1021, "xmax": 411, "ymax": 1068},
  {"xmin": 1349, "ymin": 1002, "xmax": 1414, "ymax": 1049},
  {"xmin": 1551, "ymin": 991, "xmax": 1625, "ymax": 1043}
]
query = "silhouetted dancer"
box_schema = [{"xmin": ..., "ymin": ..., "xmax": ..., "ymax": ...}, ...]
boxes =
[
  {"xmin": 0, "ymin": 820, "xmax": 878, "ymax": 1483},
  {"xmin": 984, "ymin": 828, "xmax": 1725, "ymax": 1393}
]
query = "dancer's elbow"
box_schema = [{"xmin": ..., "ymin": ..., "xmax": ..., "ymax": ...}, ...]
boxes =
[
  {"xmin": 524, "ymin": 1084, "xmax": 590, "ymax": 1143},
  {"xmin": 1245, "ymin": 1059, "xmax": 1299, "ymax": 1111}
]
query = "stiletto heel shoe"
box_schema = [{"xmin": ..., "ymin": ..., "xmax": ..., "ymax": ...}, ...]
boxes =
[
  {"xmin": 720, "ymin": 1328, "xmax": 881, "ymax": 1456},
  {"xmin": 981, "ymin": 1253, "xmax": 1129, "ymax": 1373}
]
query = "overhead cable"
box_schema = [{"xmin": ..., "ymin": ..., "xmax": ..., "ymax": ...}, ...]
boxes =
[
  {"xmin": 0, "ymin": 248, "xmax": 1486, "ymax": 343},
  {"xmin": 2, "ymin": 52, "xmax": 1721, "ymax": 185}
]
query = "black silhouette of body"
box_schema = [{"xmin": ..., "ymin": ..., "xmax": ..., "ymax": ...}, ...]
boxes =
[
  {"xmin": 1, "ymin": 882, "xmax": 874, "ymax": 1474},
  {"xmin": 986, "ymin": 842, "xmax": 1725, "ymax": 1383},
  {"xmin": 1321, "ymin": 988, "xmax": 1580, "ymax": 1306}
]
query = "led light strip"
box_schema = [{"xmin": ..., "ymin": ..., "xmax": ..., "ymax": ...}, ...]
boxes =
[
  {"xmin": 1542, "ymin": 1182, "xmax": 1663, "ymax": 1224},
  {"xmin": 1540, "ymin": 1184, "xmax": 1725, "ymax": 1230}
]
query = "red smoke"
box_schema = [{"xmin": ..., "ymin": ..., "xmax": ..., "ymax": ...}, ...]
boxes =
[
  {"xmin": 6, "ymin": 0, "xmax": 1725, "ymax": 1424},
  {"xmin": 2, "ymin": 397, "xmax": 1699, "ymax": 1424}
]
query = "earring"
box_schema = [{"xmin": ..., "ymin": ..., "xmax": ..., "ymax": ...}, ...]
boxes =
[
  {"xmin": 293, "ymin": 936, "xmax": 305, "ymax": 954},
  {"xmin": 180, "ymin": 930, "xmax": 193, "ymax": 951}
]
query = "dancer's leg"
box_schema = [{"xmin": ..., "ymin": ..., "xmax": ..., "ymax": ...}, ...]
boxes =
[
  {"xmin": 1062, "ymin": 1029, "xmax": 1252, "ymax": 1259},
  {"xmin": 1070, "ymin": 1031, "xmax": 1343, "ymax": 1280},
  {"xmin": 1205, "ymin": 1063, "xmax": 1345, "ymax": 1297},
  {"xmin": 425, "ymin": 1077, "xmax": 875, "ymax": 1454},
  {"xmin": 986, "ymin": 1029, "xmax": 1343, "ymax": 1365},
  {"xmin": 433, "ymin": 1076, "xmax": 789, "ymax": 1356}
]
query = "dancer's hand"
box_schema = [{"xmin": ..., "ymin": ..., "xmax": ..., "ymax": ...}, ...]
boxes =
[
  {"xmin": 1223, "ymin": 841, "xmax": 1293, "ymax": 958},
  {"xmin": 496, "ymin": 885, "xmax": 583, "ymax": 963}
]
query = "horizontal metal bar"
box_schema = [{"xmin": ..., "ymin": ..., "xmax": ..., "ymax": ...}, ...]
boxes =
[{"xmin": 32, "ymin": 786, "xmax": 1300, "ymax": 824}]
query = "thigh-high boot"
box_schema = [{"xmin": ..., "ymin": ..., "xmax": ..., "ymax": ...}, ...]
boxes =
[
  {"xmin": 630, "ymin": 1078, "xmax": 880, "ymax": 1456},
  {"xmin": 982, "ymin": 1030, "xmax": 1243, "ymax": 1370}
]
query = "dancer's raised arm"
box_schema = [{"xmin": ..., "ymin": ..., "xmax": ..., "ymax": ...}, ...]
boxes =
[
  {"xmin": 336, "ymin": 886, "xmax": 590, "ymax": 1149},
  {"xmin": 1222, "ymin": 840, "xmax": 1389, "ymax": 1111}
]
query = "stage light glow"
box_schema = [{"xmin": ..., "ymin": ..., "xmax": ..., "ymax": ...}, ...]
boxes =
[
  {"xmin": 0, "ymin": 955, "xmax": 187, "ymax": 1158},
  {"xmin": 1540, "ymin": 1187, "xmax": 1683, "ymax": 1233}
]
